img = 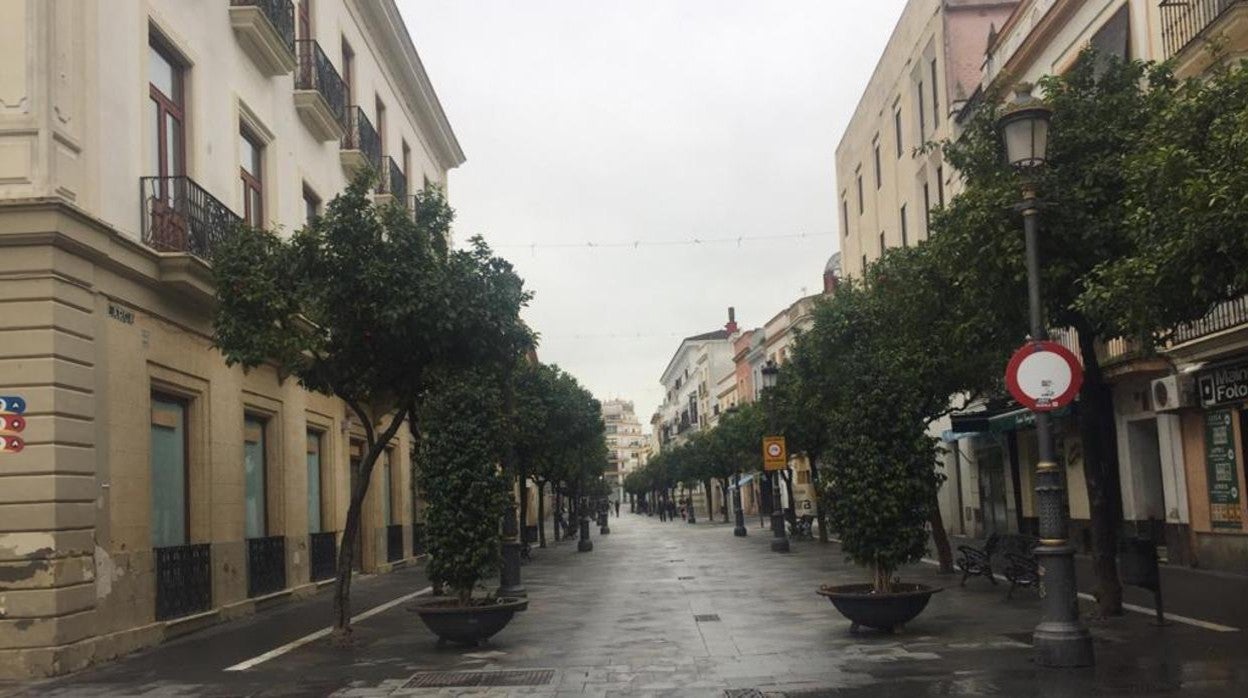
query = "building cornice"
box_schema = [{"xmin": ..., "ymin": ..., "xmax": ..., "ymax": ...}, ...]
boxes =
[
  {"xmin": 985, "ymin": 0, "xmax": 1083, "ymax": 92},
  {"xmin": 350, "ymin": 0, "xmax": 466, "ymax": 173}
]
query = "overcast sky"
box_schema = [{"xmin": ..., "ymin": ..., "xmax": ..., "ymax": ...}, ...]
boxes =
[{"xmin": 401, "ymin": 0, "xmax": 908, "ymax": 425}]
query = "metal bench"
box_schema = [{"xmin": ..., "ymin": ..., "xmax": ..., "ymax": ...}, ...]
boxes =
[{"xmin": 957, "ymin": 533, "xmax": 1038, "ymax": 597}]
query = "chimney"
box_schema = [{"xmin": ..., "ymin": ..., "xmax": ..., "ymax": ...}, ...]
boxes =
[{"xmin": 725, "ymin": 307, "xmax": 738, "ymax": 335}]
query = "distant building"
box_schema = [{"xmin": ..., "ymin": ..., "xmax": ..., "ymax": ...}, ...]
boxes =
[
  {"xmin": 655, "ymin": 309, "xmax": 739, "ymax": 449},
  {"xmin": 602, "ymin": 399, "xmax": 646, "ymax": 501}
]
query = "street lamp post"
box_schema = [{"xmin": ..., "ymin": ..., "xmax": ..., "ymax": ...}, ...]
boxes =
[
  {"xmin": 760, "ymin": 360, "xmax": 789, "ymax": 553},
  {"xmin": 997, "ymin": 84, "xmax": 1094, "ymax": 668}
]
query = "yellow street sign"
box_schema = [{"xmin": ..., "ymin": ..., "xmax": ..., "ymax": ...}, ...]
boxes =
[{"xmin": 763, "ymin": 436, "xmax": 787, "ymax": 471}]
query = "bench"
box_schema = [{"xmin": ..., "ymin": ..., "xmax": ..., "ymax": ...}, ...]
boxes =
[{"xmin": 956, "ymin": 533, "xmax": 1039, "ymax": 598}]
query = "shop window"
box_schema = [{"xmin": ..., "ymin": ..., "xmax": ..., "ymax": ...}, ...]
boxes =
[
  {"xmin": 244, "ymin": 415, "xmax": 268, "ymax": 538},
  {"xmin": 151, "ymin": 394, "xmax": 188, "ymax": 547}
]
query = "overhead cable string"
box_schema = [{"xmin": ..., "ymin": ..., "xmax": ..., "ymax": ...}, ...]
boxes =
[{"xmin": 491, "ymin": 230, "xmax": 836, "ymax": 251}]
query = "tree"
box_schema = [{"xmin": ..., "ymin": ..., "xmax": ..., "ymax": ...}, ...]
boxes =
[
  {"xmin": 929, "ymin": 54, "xmax": 1184, "ymax": 613},
  {"xmin": 1078, "ymin": 61, "xmax": 1248, "ymax": 340},
  {"xmin": 416, "ymin": 370, "xmax": 513, "ymax": 604},
  {"xmin": 212, "ymin": 176, "xmax": 531, "ymax": 634}
]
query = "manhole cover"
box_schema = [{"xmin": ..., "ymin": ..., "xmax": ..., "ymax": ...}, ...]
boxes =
[
  {"xmin": 694, "ymin": 614, "xmax": 721, "ymax": 622},
  {"xmin": 402, "ymin": 670, "xmax": 555, "ymax": 688},
  {"xmin": 678, "ymin": 576, "xmax": 695, "ymax": 580}
]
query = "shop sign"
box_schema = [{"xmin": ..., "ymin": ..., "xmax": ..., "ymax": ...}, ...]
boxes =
[
  {"xmin": 1198, "ymin": 361, "xmax": 1248, "ymax": 407},
  {"xmin": 1203, "ymin": 409, "xmax": 1243, "ymax": 530}
]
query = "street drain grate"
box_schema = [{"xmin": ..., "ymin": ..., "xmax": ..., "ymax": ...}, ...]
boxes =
[
  {"xmin": 725, "ymin": 689, "xmax": 766, "ymax": 698},
  {"xmin": 401, "ymin": 670, "xmax": 555, "ymax": 688},
  {"xmin": 668, "ymin": 558, "xmax": 685, "ymax": 562},
  {"xmin": 694, "ymin": 614, "xmax": 721, "ymax": 622},
  {"xmin": 678, "ymin": 576, "xmax": 695, "ymax": 580}
]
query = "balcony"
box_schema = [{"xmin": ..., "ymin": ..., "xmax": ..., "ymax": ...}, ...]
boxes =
[
  {"xmin": 1174, "ymin": 295, "xmax": 1248, "ymax": 344},
  {"xmin": 340, "ymin": 106, "xmax": 382, "ymax": 179},
  {"xmin": 154, "ymin": 543, "xmax": 212, "ymax": 621},
  {"xmin": 1160, "ymin": 0, "xmax": 1248, "ymax": 74},
  {"xmin": 141, "ymin": 176, "xmax": 242, "ymax": 261},
  {"xmin": 246, "ymin": 535, "xmax": 287, "ymax": 598},
  {"xmin": 374, "ymin": 156, "xmax": 407, "ymax": 207},
  {"xmin": 294, "ymin": 39, "xmax": 346, "ymax": 141},
  {"xmin": 230, "ymin": 0, "xmax": 296, "ymax": 76}
]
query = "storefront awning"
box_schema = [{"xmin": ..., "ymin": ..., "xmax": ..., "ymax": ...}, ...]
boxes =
[{"xmin": 734, "ymin": 473, "xmax": 757, "ymax": 488}]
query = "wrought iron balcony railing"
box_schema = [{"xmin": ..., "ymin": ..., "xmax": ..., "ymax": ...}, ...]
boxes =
[
  {"xmin": 1160, "ymin": 0, "xmax": 1243, "ymax": 59},
  {"xmin": 246, "ymin": 535, "xmax": 287, "ymax": 598},
  {"xmin": 295, "ymin": 39, "xmax": 347, "ymax": 126},
  {"xmin": 154, "ymin": 543, "xmax": 212, "ymax": 621},
  {"xmin": 230, "ymin": 0, "xmax": 295, "ymax": 56},
  {"xmin": 1173, "ymin": 295, "xmax": 1248, "ymax": 344},
  {"xmin": 141, "ymin": 176, "xmax": 242, "ymax": 260},
  {"xmin": 309, "ymin": 531, "xmax": 337, "ymax": 582},
  {"xmin": 341, "ymin": 105, "xmax": 382, "ymax": 172},
  {"xmin": 386, "ymin": 524, "xmax": 404, "ymax": 562},
  {"xmin": 378, "ymin": 156, "xmax": 408, "ymax": 203}
]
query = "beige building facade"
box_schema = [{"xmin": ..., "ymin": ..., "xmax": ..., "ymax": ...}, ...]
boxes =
[
  {"xmin": 0, "ymin": 0, "xmax": 463, "ymax": 678},
  {"xmin": 602, "ymin": 399, "xmax": 646, "ymax": 501},
  {"xmin": 835, "ymin": 0, "xmax": 1019, "ymax": 280}
]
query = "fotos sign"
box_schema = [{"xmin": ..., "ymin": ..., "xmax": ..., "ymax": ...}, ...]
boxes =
[{"xmin": 1198, "ymin": 361, "xmax": 1248, "ymax": 407}]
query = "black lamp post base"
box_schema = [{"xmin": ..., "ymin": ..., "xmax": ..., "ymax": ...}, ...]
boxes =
[
  {"xmin": 771, "ymin": 537, "xmax": 790, "ymax": 553},
  {"xmin": 1034, "ymin": 624, "xmax": 1094, "ymax": 667},
  {"xmin": 577, "ymin": 539, "xmax": 593, "ymax": 553},
  {"xmin": 733, "ymin": 524, "xmax": 748, "ymax": 537}
]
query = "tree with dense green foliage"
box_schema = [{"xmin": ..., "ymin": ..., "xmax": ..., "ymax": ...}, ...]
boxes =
[
  {"xmin": 416, "ymin": 370, "xmax": 514, "ymax": 604},
  {"xmin": 212, "ymin": 176, "xmax": 531, "ymax": 633},
  {"xmin": 927, "ymin": 53, "xmax": 1218, "ymax": 613}
]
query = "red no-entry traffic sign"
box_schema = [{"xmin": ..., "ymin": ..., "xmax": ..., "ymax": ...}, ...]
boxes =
[{"xmin": 1005, "ymin": 340, "xmax": 1083, "ymax": 412}]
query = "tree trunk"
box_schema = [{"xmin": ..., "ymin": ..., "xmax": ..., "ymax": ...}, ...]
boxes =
[
  {"xmin": 537, "ymin": 481, "xmax": 547, "ymax": 548},
  {"xmin": 554, "ymin": 489, "xmax": 562, "ymax": 541},
  {"xmin": 704, "ymin": 479, "xmax": 714, "ymax": 522},
  {"xmin": 928, "ymin": 497, "xmax": 954, "ymax": 573},
  {"xmin": 331, "ymin": 406, "xmax": 408, "ymax": 634},
  {"xmin": 721, "ymin": 482, "xmax": 731, "ymax": 522},
  {"xmin": 1075, "ymin": 320, "xmax": 1125, "ymax": 616}
]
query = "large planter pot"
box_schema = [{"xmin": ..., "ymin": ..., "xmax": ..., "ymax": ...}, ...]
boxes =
[
  {"xmin": 816, "ymin": 583, "xmax": 941, "ymax": 633},
  {"xmin": 409, "ymin": 596, "xmax": 528, "ymax": 646}
]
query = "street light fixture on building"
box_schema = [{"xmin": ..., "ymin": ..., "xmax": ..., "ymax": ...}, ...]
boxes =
[{"xmin": 996, "ymin": 84, "xmax": 1094, "ymax": 668}]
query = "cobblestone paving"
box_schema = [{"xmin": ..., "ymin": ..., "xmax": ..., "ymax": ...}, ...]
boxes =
[{"xmin": 12, "ymin": 514, "xmax": 1248, "ymax": 696}]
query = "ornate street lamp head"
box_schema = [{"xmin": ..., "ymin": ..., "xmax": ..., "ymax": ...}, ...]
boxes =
[
  {"xmin": 996, "ymin": 83, "xmax": 1053, "ymax": 170},
  {"xmin": 760, "ymin": 359, "xmax": 779, "ymax": 390}
]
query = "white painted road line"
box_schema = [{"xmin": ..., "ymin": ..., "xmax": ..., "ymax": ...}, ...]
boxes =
[
  {"xmin": 224, "ymin": 586, "xmax": 433, "ymax": 671},
  {"xmin": 918, "ymin": 557, "xmax": 1239, "ymax": 633}
]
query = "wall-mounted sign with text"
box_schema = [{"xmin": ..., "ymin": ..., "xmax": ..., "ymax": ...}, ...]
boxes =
[{"xmin": 1199, "ymin": 361, "xmax": 1248, "ymax": 408}]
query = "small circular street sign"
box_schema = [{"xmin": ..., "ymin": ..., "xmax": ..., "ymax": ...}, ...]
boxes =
[
  {"xmin": 766, "ymin": 443, "xmax": 782, "ymax": 457},
  {"xmin": 1005, "ymin": 340, "xmax": 1083, "ymax": 412}
]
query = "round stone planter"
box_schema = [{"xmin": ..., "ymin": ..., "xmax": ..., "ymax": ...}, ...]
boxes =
[
  {"xmin": 816, "ymin": 583, "xmax": 941, "ymax": 633},
  {"xmin": 409, "ymin": 596, "xmax": 528, "ymax": 646}
]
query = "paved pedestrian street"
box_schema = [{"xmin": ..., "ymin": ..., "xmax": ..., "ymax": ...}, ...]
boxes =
[{"xmin": 8, "ymin": 514, "xmax": 1248, "ymax": 697}]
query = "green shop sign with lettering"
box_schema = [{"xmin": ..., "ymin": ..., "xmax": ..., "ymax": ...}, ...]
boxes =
[{"xmin": 1204, "ymin": 409, "xmax": 1243, "ymax": 530}]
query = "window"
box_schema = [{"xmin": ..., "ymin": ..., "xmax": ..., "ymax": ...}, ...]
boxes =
[
  {"xmin": 380, "ymin": 450, "xmax": 393, "ymax": 526},
  {"xmin": 307, "ymin": 430, "xmax": 323, "ymax": 533},
  {"xmin": 841, "ymin": 197, "xmax": 849, "ymax": 237},
  {"xmin": 873, "ymin": 138, "xmax": 882, "ymax": 190},
  {"xmin": 900, "ymin": 205, "xmax": 908, "ymax": 247},
  {"xmin": 930, "ymin": 59, "xmax": 940, "ymax": 128},
  {"xmin": 297, "ymin": 0, "xmax": 312, "ymax": 40},
  {"xmin": 401, "ymin": 140, "xmax": 411, "ymax": 198},
  {"xmin": 923, "ymin": 182, "xmax": 931, "ymax": 234},
  {"xmin": 244, "ymin": 415, "xmax": 268, "ymax": 539},
  {"xmin": 861, "ymin": 254, "xmax": 867, "ymax": 275},
  {"xmin": 879, "ymin": 231, "xmax": 885, "ymax": 256},
  {"xmin": 239, "ymin": 127, "xmax": 264, "ymax": 227},
  {"xmin": 894, "ymin": 105, "xmax": 903, "ymax": 157},
  {"xmin": 1090, "ymin": 5, "xmax": 1130, "ymax": 64},
  {"xmin": 149, "ymin": 38, "xmax": 184, "ymax": 179},
  {"xmin": 374, "ymin": 95, "xmax": 386, "ymax": 152},
  {"xmin": 303, "ymin": 184, "xmax": 320, "ymax": 224},
  {"xmin": 341, "ymin": 38, "xmax": 354, "ymax": 104},
  {"xmin": 936, "ymin": 166, "xmax": 945, "ymax": 206},
  {"xmin": 856, "ymin": 171, "xmax": 864, "ymax": 213},
  {"xmin": 917, "ymin": 80, "xmax": 927, "ymax": 142},
  {"xmin": 151, "ymin": 394, "xmax": 188, "ymax": 548}
]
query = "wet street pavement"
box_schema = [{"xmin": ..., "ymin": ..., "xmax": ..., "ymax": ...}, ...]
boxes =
[{"xmin": 8, "ymin": 513, "xmax": 1248, "ymax": 697}]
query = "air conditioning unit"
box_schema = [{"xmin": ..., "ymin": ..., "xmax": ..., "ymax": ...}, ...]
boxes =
[{"xmin": 1152, "ymin": 374, "xmax": 1197, "ymax": 412}]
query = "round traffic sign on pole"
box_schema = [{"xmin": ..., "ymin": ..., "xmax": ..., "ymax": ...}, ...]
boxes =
[{"xmin": 1005, "ymin": 340, "xmax": 1083, "ymax": 411}]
